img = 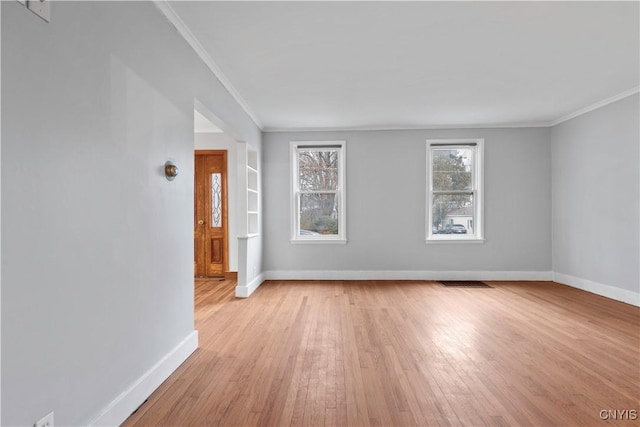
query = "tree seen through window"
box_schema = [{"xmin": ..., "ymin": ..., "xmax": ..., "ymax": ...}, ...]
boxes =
[{"xmin": 298, "ymin": 149, "xmax": 339, "ymax": 235}]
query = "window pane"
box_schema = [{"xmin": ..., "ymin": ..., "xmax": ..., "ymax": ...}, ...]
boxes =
[
  {"xmin": 211, "ymin": 173, "xmax": 222, "ymax": 227},
  {"xmin": 299, "ymin": 193, "xmax": 339, "ymax": 235},
  {"xmin": 298, "ymin": 150, "xmax": 339, "ymax": 191},
  {"xmin": 432, "ymin": 194, "xmax": 474, "ymax": 235},
  {"xmin": 432, "ymin": 148, "xmax": 473, "ymax": 192}
]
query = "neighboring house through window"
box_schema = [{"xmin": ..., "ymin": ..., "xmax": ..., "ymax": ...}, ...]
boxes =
[
  {"xmin": 426, "ymin": 138, "xmax": 484, "ymax": 242},
  {"xmin": 291, "ymin": 141, "xmax": 347, "ymax": 243}
]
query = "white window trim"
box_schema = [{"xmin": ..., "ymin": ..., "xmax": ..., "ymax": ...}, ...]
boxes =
[
  {"xmin": 290, "ymin": 141, "xmax": 347, "ymax": 244},
  {"xmin": 426, "ymin": 138, "xmax": 485, "ymax": 243}
]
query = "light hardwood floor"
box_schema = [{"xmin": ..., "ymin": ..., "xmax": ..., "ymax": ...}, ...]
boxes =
[{"xmin": 123, "ymin": 280, "xmax": 639, "ymax": 426}]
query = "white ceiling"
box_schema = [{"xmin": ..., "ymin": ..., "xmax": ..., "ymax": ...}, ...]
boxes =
[{"xmin": 169, "ymin": 1, "xmax": 639, "ymax": 131}]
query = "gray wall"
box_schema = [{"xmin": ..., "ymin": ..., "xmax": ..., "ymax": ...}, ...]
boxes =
[
  {"xmin": 551, "ymin": 94, "xmax": 639, "ymax": 293},
  {"xmin": 1, "ymin": 2, "xmax": 260, "ymax": 426},
  {"xmin": 263, "ymin": 128, "xmax": 551, "ymax": 273}
]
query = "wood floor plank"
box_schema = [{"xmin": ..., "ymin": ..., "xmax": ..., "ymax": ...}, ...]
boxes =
[{"xmin": 122, "ymin": 279, "xmax": 640, "ymax": 427}]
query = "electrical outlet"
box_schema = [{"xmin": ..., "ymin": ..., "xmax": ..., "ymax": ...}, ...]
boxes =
[
  {"xmin": 34, "ymin": 411, "xmax": 54, "ymax": 427},
  {"xmin": 27, "ymin": 0, "xmax": 50, "ymax": 22},
  {"xmin": 252, "ymin": 266, "xmax": 257, "ymax": 276}
]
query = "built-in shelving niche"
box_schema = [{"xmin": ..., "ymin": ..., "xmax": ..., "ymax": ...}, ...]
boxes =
[{"xmin": 240, "ymin": 143, "xmax": 259, "ymax": 236}]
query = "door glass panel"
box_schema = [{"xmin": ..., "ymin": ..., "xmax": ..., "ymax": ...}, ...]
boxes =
[{"xmin": 211, "ymin": 173, "xmax": 222, "ymax": 227}]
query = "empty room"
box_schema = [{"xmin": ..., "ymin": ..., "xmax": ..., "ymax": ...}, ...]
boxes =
[{"xmin": 1, "ymin": 1, "xmax": 638, "ymax": 427}]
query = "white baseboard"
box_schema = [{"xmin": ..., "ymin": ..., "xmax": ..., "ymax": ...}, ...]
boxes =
[
  {"xmin": 263, "ymin": 270, "xmax": 552, "ymax": 281},
  {"xmin": 234, "ymin": 270, "xmax": 639, "ymax": 307},
  {"xmin": 236, "ymin": 272, "xmax": 265, "ymax": 298},
  {"xmin": 553, "ymin": 272, "xmax": 640, "ymax": 307},
  {"xmin": 88, "ymin": 331, "xmax": 198, "ymax": 426}
]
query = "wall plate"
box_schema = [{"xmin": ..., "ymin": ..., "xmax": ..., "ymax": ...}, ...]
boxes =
[{"xmin": 27, "ymin": 0, "xmax": 50, "ymax": 22}]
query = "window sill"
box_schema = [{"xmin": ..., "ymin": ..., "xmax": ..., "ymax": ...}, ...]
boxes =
[
  {"xmin": 291, "ymin": 238, "xmax": 348, "ymax": 245},
  {"xmin": 425, "ymin": 237, "xmax": 485, "ymax": 244}
]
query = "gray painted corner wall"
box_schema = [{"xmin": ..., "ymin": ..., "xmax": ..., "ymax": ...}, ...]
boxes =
[
  {"xmin": 551, "ymin": 94, "xmax": 640, "ymax": 293},
  {"xmin": 263, "ymin": 128, "xmax": 551, "ymax": 273},
  {"xmin": 1, "ymin": 2, "xmax": 260, "ymax": 426}
]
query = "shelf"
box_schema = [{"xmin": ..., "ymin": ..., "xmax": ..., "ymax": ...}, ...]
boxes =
[
  {"xmin": 242, "ymin": 146, "xmax": 260, "ymax": 236},
  {"xmin": 247, "ymin": 150, "xmax": 258, "ymax": 170},
  {"xmin": 248, "ymin": 191, "xmax": 258, "ymax": 212},
  {"xmin": 248, "ymin": 171, "xmax": 258, "ymax": 190},
  {"xmin": 248, "ymin": 211, "xmax": 259, "ymax": 234}
]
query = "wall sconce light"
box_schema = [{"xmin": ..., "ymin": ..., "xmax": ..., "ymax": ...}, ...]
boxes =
[{"xmin": 165, "ymin": 161, "xmax": 179, "ymax": 181}]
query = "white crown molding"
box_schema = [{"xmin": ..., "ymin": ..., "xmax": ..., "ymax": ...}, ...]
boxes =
[
  {"xmin": 152, "ymin": 1, "xmax": 636, "ymax": 133},
  {"xmin": 153, "ymin": 0, "xmax": 263, "ymax": 130},
  {"xmin": 263, "ymin": 121, "xmax": 551, "ymax": 133},
  {"xmin": 264, "ymin": 85, "xmax": 640, "ymax": 132},
  {"xmin": 548, "ymin": 86, "xmax": 640, "ymax": 127}
]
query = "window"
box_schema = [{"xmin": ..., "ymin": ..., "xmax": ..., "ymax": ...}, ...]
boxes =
[
  {"xmin": 427, "ymin": 139, "xmax": 484, "ymax": 242},
  {"xmin": 291, "ymin": 141, "xmax": 346, "ymax": 243}
]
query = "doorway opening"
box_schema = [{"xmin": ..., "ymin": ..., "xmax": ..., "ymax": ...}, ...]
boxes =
[{"xmin": 193, "ymin": 108, "xmax": 238, "ymax": 280}]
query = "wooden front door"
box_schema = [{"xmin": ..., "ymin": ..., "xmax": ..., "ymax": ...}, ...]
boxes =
[{"xmin": 194, "ymin": 151, "xmax": 228, "ymax": 277}]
